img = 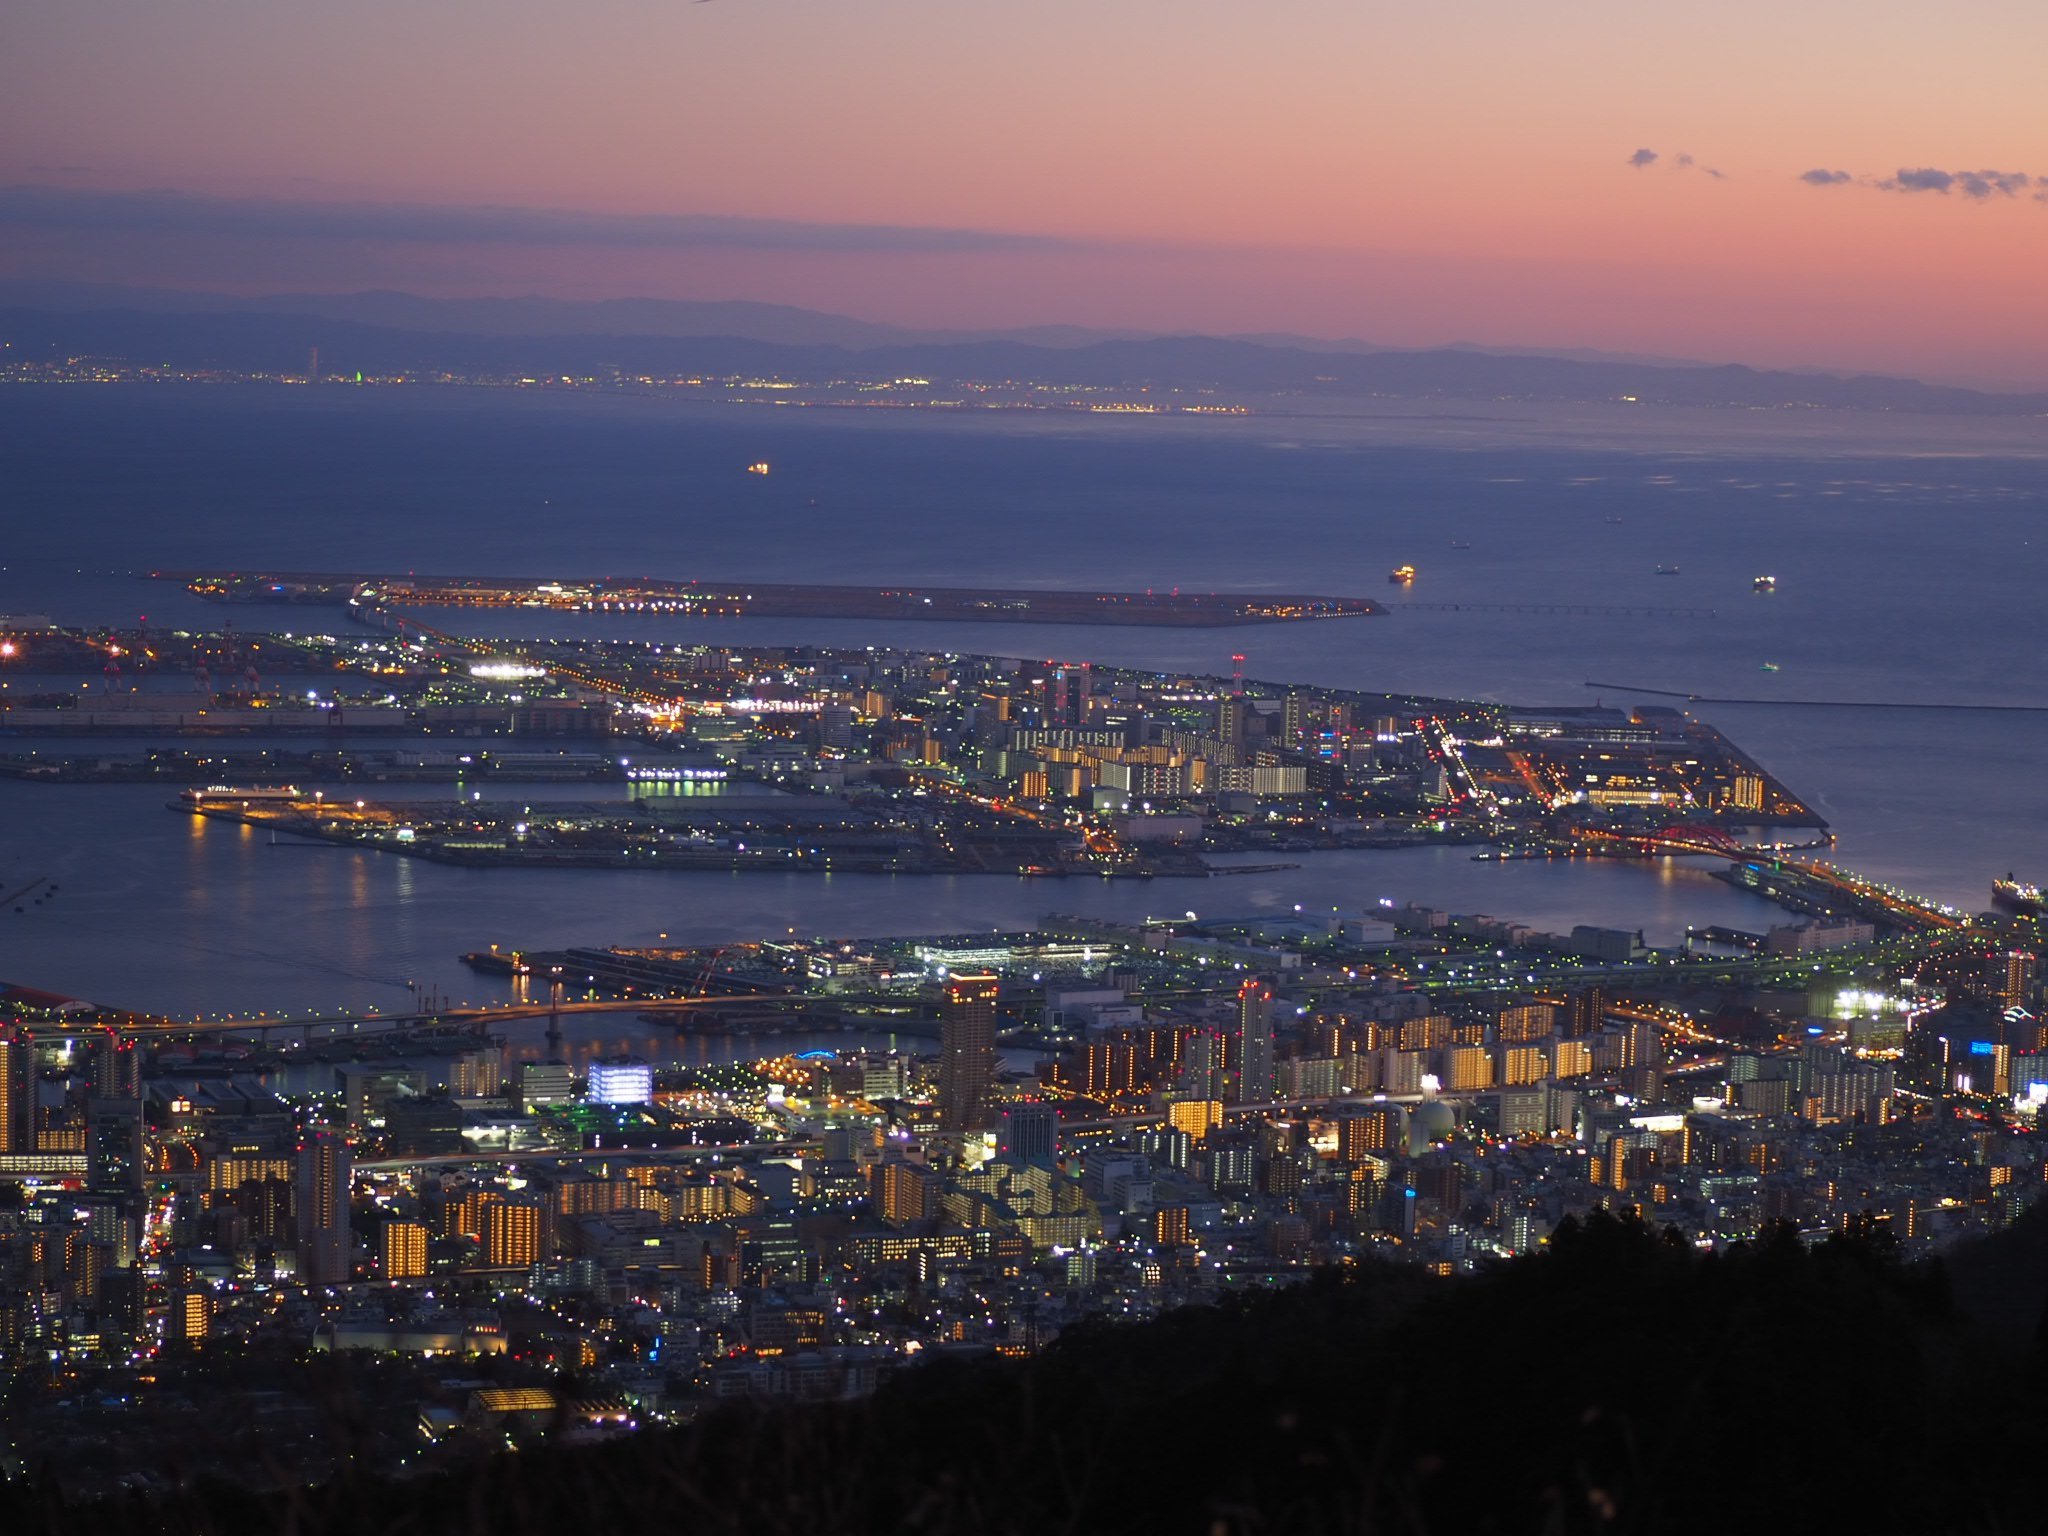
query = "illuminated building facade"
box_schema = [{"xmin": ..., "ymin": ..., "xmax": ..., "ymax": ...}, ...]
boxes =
[
  {"xmin": 295, "ymin": 1131, "xmax": 352, "ymax": 1287},
  {"xmin": 381, "ymin": 1220, "xmax": 429, "ymax": 1280},
  {"xmin": 1232, "ymin": 979, "xmax": 1275, "ymax": 1104},
  {"xmin": 938, "ymin": 972, "xmax": 1000, "ymax": 1133}
]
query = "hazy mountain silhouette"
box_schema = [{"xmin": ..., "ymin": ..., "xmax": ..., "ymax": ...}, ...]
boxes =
[{"xmin": 5, "ymin": 285, "xmax": 2044, "ymax": 414}]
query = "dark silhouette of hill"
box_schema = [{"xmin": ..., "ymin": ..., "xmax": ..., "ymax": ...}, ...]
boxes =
[
  {"xmin": 1947, "ymin": 1193, "xmax": 2048, "ymax": 1338},
  {"xmin": 7, "ymin": 302, "xmax": 2048, "ymax": 414},
  {"xmin": 13, "ymin": 1211, "xmax": 2044, "ymax": 1536}
]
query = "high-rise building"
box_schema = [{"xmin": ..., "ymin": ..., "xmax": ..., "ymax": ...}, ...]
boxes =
[
  {"xmin": 481, "ymin": 1197, "xmax": 543, "ymax": 1268},
  {"xmin": 1177, "ymin": 1031, "xmax": 1225, "ymax": 1100},
  {"xmin": 818, "ymin": 702, "xmax": 856, "ymax": 749},
  {"xmin": 1552, "ymin": 1038, "xmax": 1595, "ymax": 1078},
  {"xmin": 1231, "ymin": 979, "xmax": 1276, "ymax": 1104},
  {"xmin": 451, "ymin": 1045, "xmax": 505, "ymax": 1099},
  {"xmin": 1080, "ymin": 1036, "xmax": 1140, "ymax": 1099},
  {"xmin": 1206, "ymin": 1139, "xmax": 1257, "ymax": 1193},
  {"xmin": 1137, "ymin": 1125, "xmax": 1193, "ymax": 1171},
  {"xmin": 85, "ymin": 1096, "xmax": 146, "ymax": 1265},
  {"xmin": 86, "ymin": 1097, "xmax": 145, "ymax": 1194},
  {"xmin": 1498, "ymin": 1043, "xmax": 1551, "ymax": 1087},
  {"xmin": 1167, "ymin": 1098, "xmax": 1223, "ymax": 1141},
  {"xmin": 177, "ymin": 1287, "xmax": 210, "ymax": 1345},
  {"xmin": 0, "ymin": 1028, "xmax": 35, "ymax": 1152},
  {"xmin": 93, "ymin": 1030, "xmax": 142, "ymax": 1100},
  {"xmin": 381, "ymin": 1220, "xmax": 429, "ymax": 1280},
  {"xmin": 1496, "ymin": 1003, "xmax": 1558, "ymax": 1044},
  {"xmin": 938, "ymin": 973, "xmax": 1000, "ymax": 1133},
  {"xmin": 876, "ymin": 1160, "xmax": 943, "ymax": 1225},
  {"xmin": 1991, "ymin": 950, "xmax": 2037, "ymax": 1011},
  {"xmin": 446, "ymin": 1187, "xmax": 502, "ymax": 1240},
  {"xmin": 1566, "ymin": 988, "xmax": 1608, "ymax": 1039},
  {"xmin": 295, "ymin": 1131, "xmax": 352, "ymax": 1287},
  {"xmin": 1217, "ymin": 695, "xmax": 1249, "ymax": 749},
  {"xmin": 234, "ymin": 1176, "xmax": 294, "ymax": 1242},
  {"xmin": 1339, "ymin": 1106, "xmax": 1406, "ymax": 1164},
  {"xmin": 1152, "ymin": 1204, "xmax": 1191, "ymax": 1248},
  {"xmin": 1443, "ymin": 1043, "xmax": 1495, "ymax": 1092},
  {"xmin": 339, "ymin": 1064, "xmax": 426, "ymax": 1129}
]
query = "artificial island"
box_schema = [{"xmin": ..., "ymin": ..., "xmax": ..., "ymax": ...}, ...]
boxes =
[{"xmin": 0, "ymin": 586, "xmax": 2041, "ymax": 1506}]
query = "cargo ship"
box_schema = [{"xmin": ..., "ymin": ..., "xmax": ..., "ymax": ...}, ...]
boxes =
[
  {"xmin": 1388, "ymin": 565, "xmax": 1416, "ymax": 585},
  {"xmin": 1753, "ymin": 575, "xmax": 1778, "ymax": 593},
  {"xmin": 1992, "ymin": 876, "xmax": 2043, "ymax": 917}
]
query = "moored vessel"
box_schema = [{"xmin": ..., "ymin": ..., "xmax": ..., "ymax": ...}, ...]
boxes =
[
  {"xmin": 1992, "ymin": 875, "xmax": 2043, "ymax": 916},
  {"xmin": 179, "ymin": 785, "xmax": 305, "ymax": 806}
]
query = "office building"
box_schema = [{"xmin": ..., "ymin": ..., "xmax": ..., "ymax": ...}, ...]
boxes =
[
  {"xmin": 587, "ymin": 1058, "xmax": 655, "ymax": 1107},
  {"xmin": 999, "ymin": 1102, "xmax": 1060, "ymax": 1166},
  {"xmin": 517, "ymin": 1061, "xmax": 576, "ymax": 1111}
]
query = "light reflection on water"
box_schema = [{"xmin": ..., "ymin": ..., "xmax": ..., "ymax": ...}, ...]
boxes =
[
  {"xmin": 2, "ymin": 782, "xmax": 1797, "ymax": 1019},
  {"xmin": 4, "ymin": 390, "xmax": 2044, "ymax": 1017}
]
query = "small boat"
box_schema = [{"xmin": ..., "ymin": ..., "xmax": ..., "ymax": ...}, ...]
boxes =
[
  {"xmin": 1759, "ymin": 662, "xmax": 1780, "ymax": 672},
  {"xmin": 745, "ymin": 462, "xmax": 771, "ymax": 476},
  {"xmin": 1388, "ymin": 565, "xmax": 1416, "ymax": 585},
  {"xmin": 1449, "ymin": 539, "xmax": 1472, "ymax": 550},
  {"xmin": 1654, "ymin": 565, "xmax": 1680, "ymax": 575},
  {"xmin": 1753, "ymin": 574, "xmax": 1777, "ymax": 593}
]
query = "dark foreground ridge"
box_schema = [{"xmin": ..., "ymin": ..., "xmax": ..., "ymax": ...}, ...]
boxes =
[{"xmin": 12, "ymin": 1209, "xmax": 2044, "ymax": 1536}]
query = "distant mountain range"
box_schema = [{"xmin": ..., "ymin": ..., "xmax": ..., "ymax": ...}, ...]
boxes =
[{"xmin": 5, "ymin": 280, "xmax": 2046, "ymax": 415}]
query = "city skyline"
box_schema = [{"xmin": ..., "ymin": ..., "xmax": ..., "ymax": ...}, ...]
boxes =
[
  {"xmin": 4, "ymin": 2, "xmax": 2048, "ymax": 1523},
  {"xmin": 5, "ymin": 2, "xmax": 2048, "ymax": 385}
]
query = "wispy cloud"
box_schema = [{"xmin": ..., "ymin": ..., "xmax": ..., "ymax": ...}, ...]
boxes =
[
  {"xmin": 0, "ymin": 184, "xmax": 1089, "ymax": 255},
  {"xmin": 1625, "ymin": 148, "xmax": 1724, "ymax": 178},
  {"xmin": 1878, "ymin": 167, "xmax": 2031, "ymax": 199},
  {"xmin": 1796, "ymin": 164, "xmax": 2047, "ymax": 205}
]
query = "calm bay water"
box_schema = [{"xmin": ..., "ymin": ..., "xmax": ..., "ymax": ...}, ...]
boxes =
[
  {"xmin": 2, "ymin": 386, "xmax": 2044, "ymax": 1015},
  {"xmin": 0, "ymin": 781, "xmax": 1788, "ymax": 1018}
]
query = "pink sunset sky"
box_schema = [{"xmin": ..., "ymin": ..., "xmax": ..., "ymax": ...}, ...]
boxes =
[{"xmin": 4, "ymin": 0, "xmax": 2046, "ymax": 386}]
